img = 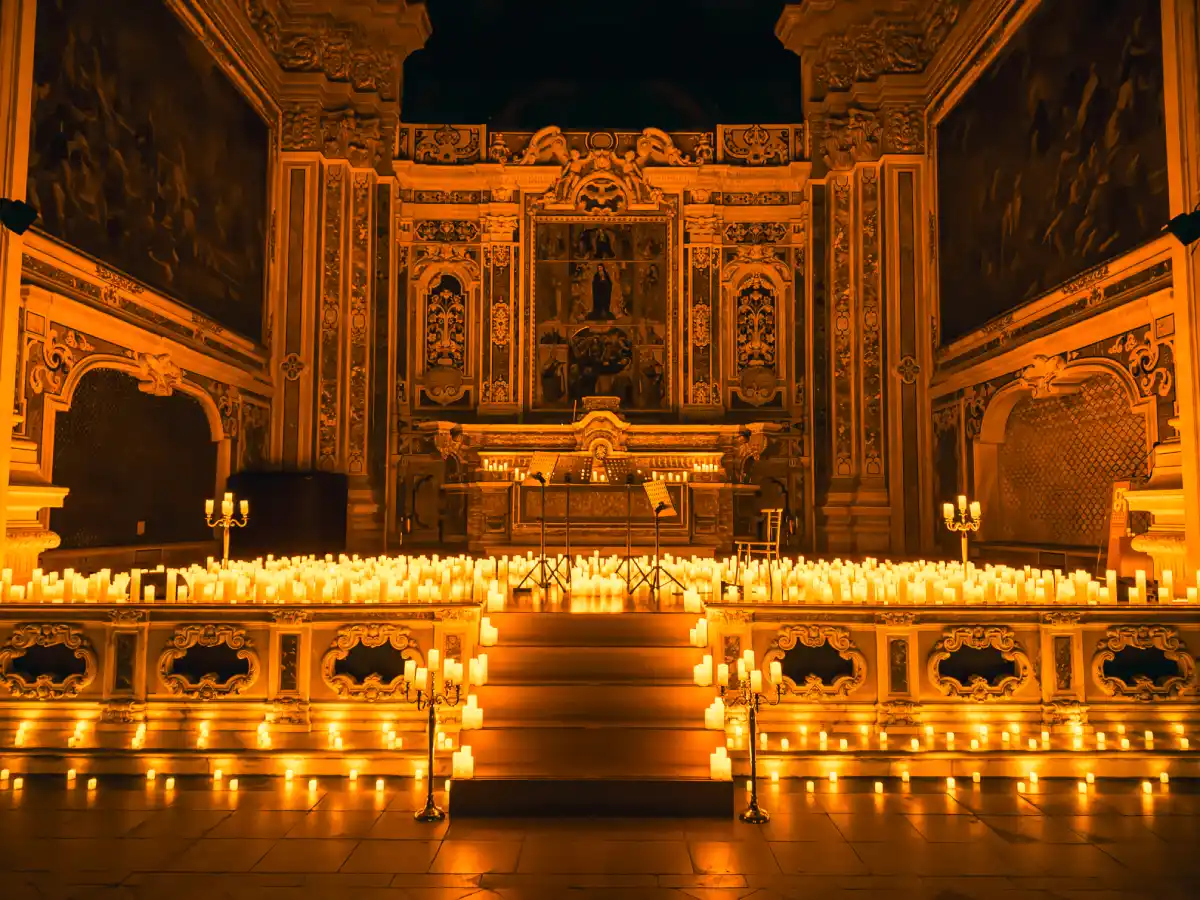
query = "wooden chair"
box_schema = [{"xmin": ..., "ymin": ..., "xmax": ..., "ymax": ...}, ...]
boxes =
[{"xmin": 735, "ymin": 508, "xmax": 783, "ymax": 569}]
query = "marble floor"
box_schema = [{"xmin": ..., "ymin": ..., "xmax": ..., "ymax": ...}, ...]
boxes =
[{"xmin": 0, "ymin": 776, "xmax": 1198, "ymax": 899}]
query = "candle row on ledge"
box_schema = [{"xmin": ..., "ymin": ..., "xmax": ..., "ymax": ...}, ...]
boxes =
[
  {"xmin": 705, "ymin": 721, "xmax": 1192, "ymax": 754},
  {"xmin": 450, "ymin": 746, "xmax": 475, "ymax": 779},
  {"xmin": 7, "ymin": 549, "xmax": 1196, "ymax": 609}
]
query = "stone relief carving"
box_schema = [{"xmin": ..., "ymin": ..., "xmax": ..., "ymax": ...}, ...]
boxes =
[
  {"xmin": 928, "ymin": 626, "xmax": 1033, "ymax": 701},
  {"xmin": 158, "ymin": 625, "xmax": 259, "ymax": 699},
  {"xmin": 884, "ymin": 107, "xmax": 926, "ymax": 154},
  {"xmin": 0, "ymin": 624, "xmax": 97, "ymax": 699},
  {"xmin": 720, "ymin": 124, "xmax": 790, "ymax": 166},
  {"xmin": 321, "ymin": 624, "xmax": 422, "ymax": 700},
  {"xmin": 29, "ymin": 328, "xmax": 94, "ymax": 395},
  {"xmin": 130, "ymin": 351, "xmax": 183, "ymax": 397},
  {"xmin": 413, "ymin": 125, "xmax": 482, "ymax": 164},
  {"xmin": 1092, "ymin": 625, "xmax": 1196, "ymax": 701},
  {"xmin": 821, "ymin": 110, "xmax": 882, "ymax": 170},
  {"xmin": 416, "ymin": 220, "xmax": 480, "ymax": 242},
  {"xmin": 724, "ymin": 223, "xmax": 788, "ymax": 244},
  {"xmin": 763, "ymin": 625, "xmax": 868, "ymax": 700},
  {"xmin": 808, "ymin": 0, "xmax": 970, "ymax": 94}
]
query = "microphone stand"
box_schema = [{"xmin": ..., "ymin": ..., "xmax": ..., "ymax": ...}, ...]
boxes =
[{"xmin": 516, "ymin": 474, "xmax": 567, "ymax": 593}]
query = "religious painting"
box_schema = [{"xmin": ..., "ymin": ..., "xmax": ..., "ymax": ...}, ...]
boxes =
[
  {"xmin": 533, "ymin": 220, "xmax": 670, "ymax": 410},
  {"xmin": 936, "ymin": 0, "xmax": 1168, "ymax": 345},
  {"xmin": 28, "ymin": 0, "xmax": 270, "ymax": 340}
]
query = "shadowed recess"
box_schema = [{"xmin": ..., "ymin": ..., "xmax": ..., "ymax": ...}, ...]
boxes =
[
  {"xmin": 166, "ymin": 643, "xmax": 251, "ymax": 686},
  {"xmin": 333, "ymin": 642, "xmax": 411, "ymax": 686},
  {"xmin": 936, "ymin": 645, "xmax": 1019, "ymax": 687},
  {"xmin": 780, "ymin": 641, "xmax": 856, "ymax": 686},
  {"xmin": 1103, "ymin": 645, "xmax": 1183, "ymax": 687},
  {"xmin": 3, "ymin": 642, "xmax": 88, "ymax": 683}
]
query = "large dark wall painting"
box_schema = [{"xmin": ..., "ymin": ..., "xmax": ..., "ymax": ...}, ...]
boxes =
[
  {"xmin": 50, "ymin": 369, "xmax": 217, "ymax": 550},
  {"xmin": 533, "ymin": 220, "xmax": 669, "ymax": 411},
  {"xmin": 936, "ymin": 0, "xmax": 1169, "ymax": 345},
  {"xmin": 28, "ymin": 0, "xmax": 269, "ymax": 340}
]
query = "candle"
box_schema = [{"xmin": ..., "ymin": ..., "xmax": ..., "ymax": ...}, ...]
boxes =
[
  {"xmin": 240, "ymin": 499, "xmax": 249, "ymax": 516},
  {"xmin": 308, "ymin": 779, "xmax": 318, "ymax": 791},
  {"xmin": 957, "ymin": 495, "xmax": 967, "ymax": 511},
  {"xmin": 768, "ymin": 660, "xmax": 782, "ymax": 684},
  {"xmin": 750, "ymin": 669, "xmax": 763, "ymax": 694},
  {"xmin": 942, "ymin": 502, "xmax": 954, "ymax": 520},
  {"xmin": 717, "ymin": 663, "xmax": 729, "ymax": 687},
  {"xmin": 206, "ymin": 499, "xmax": 215, "ymax": 516},
  {"xmin": 969, "ymin": 501, "xmax": 981, "ymax": 519},
  {"xmin": 415, "ymin": 667, "xmax": 428, "ymax": 691}
]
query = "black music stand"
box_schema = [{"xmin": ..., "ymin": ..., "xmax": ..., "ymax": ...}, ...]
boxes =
[
  {"xmin": 628, "ymin": 479, "xmax": 684, "ymax": 605},
  {"xmin": 517, "ymin": 452, "xmax": 568, "ymax": 593}
]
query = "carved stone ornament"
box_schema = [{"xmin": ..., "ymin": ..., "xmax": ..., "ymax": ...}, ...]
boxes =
[
  {"xmin": 896, "ymin": 355, "xmax": 920, "ymax": 385},
  {"xmin": 281, "ymin": 353, "xmax": 307, "ymax": 381},
  {"xmin": 878, "ymin": 699, "xmax": 921, "ymax": 728},
  {"xmin": 707, "ymin": 608, "xmax": 754, "ymax": 626},
  {"xmin": 1042, "ymin": 700, "xmax": 1088, "ymax": 727},
  {"xmin": 321, "ymin": 624, "xmax": 422, "ymax": 700},
  {"xmin": 130, "ymin": 351, "xmax": 183, "ymax": 396},
  {"xmin": 0, "ymin": 625, "xmax": 98, "ymax": 699},
  {"xmin": 29, "ymin": 328, "xmax": 95, "ymax": 395},
  {"xmin": 876, "ymin": 611, "xmax": 917, "ymax": 626},
  {"xmin": 414, "ymin": 125, "xmax": 482, "ymax": 164},
  {"xmin": 490, "ymin": 302, "xmax": 511, "ymax": 346},
  {"xmin": 763, "ymin": 625, "xmax": 868, "ymax": 700},
  {"xmin": 883, "ymin": 107, "xmax": 926, "ymax": 154},
  {"xmin": 109, "ymin": 609, "xmax": 146, "ymax": 625},
  {"xmin": 928, "ymin": 626, "xmax": 1033, "ymax": 701},
  {"xmin": 1042, "ymin": 610, "xmax": 1083, "ymax": 626},
  {"xmin": 272, "ymin": 608, "xmax": 312, "ymax": 625},
  {"xmin": 158, "ymin": 625, "xmax": 259, "ymax": 699},
  {"xmin": 481, "ymin": 378, "xmax": 511, "ymax": 404},
  {"xmin": 521, "ymin": 127, "xmax": 665, "ymax": 211},
  {"xmin": 1017, "ymin": 355, "xmax": 1069, "ymax": 398},
  {"xmin": 1092, "ymin": 625, "xmax": 1196, "ymax": 701},
  {"xmin": 101, "ymin": 700, "xmax": 146, "ymax": 724},
  {"xmin": 821, "ymin": 110, "xmax": 882, "ymax": 171},
  {"xmin": 720, "ymin": 124, "xmax": 789, "ymax": 166}
]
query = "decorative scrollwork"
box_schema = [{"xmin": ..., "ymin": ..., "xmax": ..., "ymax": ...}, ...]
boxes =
[
  {"xmin": 734, "ymin": 274, "xmax": 778, "ymax": 374},
  {"xmin": 1092, "ymin": 625, "xmax": 1196, "ymax": 701},
  {"xmin": 491, "ymin": 302, "xmax": 511, "ymax": 346},
  {"xmin": 281, "ymin": 353, "xmax": 306, "ymax": 381},
  {"xmin": 157, "ymin": 625, "xmax": 259, "ymax": 699},
  {"xmin": 0, "ymin": 625, "xmax": 98, "ymax": 699},
  {"xmin": 424, "ymin": 274, "xmax": 467, "ymax": 371},
  {"xmin": 29, "ymin": 328, "xmax": 95, "ymax": 395},
  {"xmin": 272, "ymin": 609, "xmax": 312, "ymax": 625},
  {"xmin": 763, "ymin": 625, "xmax": 867, "ymax": 700},
  {"xmin": 321, "ymin": 624, "xmax": 423, "ymax": 700},
  {"xmin": 928, "ymin": 626, "xmax": 1033, "ymax": 701}
]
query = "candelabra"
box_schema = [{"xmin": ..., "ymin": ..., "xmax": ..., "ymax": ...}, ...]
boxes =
[
  {"xmin": 396, "ymin": 651, "xmax": 479, "ymax": 822},
  {"xmin": 942, "ymin": 495, "xmax": 981, "ymax": 567},
  {"xmin": 205, "ymin": 492, "xmax": 248, "ymax": 564},
  {"xmin": 719, "ymin": 658, "xmax": 784, "ymax": 824}
]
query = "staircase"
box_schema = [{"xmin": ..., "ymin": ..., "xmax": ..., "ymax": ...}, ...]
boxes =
[{"xmin": 452, "ymin": 610, "xmax": 732, "ymax": 815}]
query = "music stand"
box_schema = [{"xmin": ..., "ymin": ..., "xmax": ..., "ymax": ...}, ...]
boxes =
[
  {"xmin": 628, "ymin": 479, "xmax": 684, "ymax": 604},
  {"xmin": 517, "ymin": 453, "xmax": 568, "ymax": 593}
]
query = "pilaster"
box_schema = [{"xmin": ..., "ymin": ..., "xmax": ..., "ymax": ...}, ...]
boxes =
[
  {"xmin": 479, "ymin": 210, "xmax": 519, "ymax": 412},
  {"xmin": 682, "ymin": 211, "xmax": 723, "ymax": 411},
  {"xmin": 0, "ymin": 0, "xmax": 37, "ymax": 569}
]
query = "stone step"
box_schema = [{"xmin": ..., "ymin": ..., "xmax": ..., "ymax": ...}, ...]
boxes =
[
  {"xmin": 449, "ymin": 777, "xmax": 734, "ymax": 817},
  {"xmin": 482, "ymin": 644, "xmax": 700, "ymax": 684},
  {"xmin": 487, "ymin": 611, "xmax": 697, "ymax": 648},
  {"xmin": 464, "ymin": 726, "xmax": 720, "ymax": 779},
  {"xmin": 474, "ymin": 683, "xmax": 712, "ymax": 726}
]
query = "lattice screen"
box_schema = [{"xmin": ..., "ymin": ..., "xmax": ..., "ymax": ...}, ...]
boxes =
[{"xmin": 996, "ymin": 375, "xmax": 1148, "ymax": 547}]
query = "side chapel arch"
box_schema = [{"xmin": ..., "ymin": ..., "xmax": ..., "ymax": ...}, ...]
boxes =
[
  {"xmin": 971, "ymin": 356, "xmax": 1153, "ymax": 545},
  {"xmin": 42, "ymin": 352, "xmax": 232, "ymax": 493}
]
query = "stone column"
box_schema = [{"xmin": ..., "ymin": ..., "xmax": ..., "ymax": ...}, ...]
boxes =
[
  {"xmin": 1158, "ymin": 0, "xmax": 1200, "ymax": 574},
  {"xmin": 0, "ymin": 0, "xmax": 37, "ymax": 570},
  {"xmin": 478, "ymin": 210, "xmax": 520, "ymax": 412},
  {"xmin": 779, "ymin": 0, "xmax": 961, "ymax": 554},
  {"xmin": 681, "ymin": 211, "xmax": 724, "ymax": 411}
]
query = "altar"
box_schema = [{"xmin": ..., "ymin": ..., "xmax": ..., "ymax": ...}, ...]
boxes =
[{"xmin": 421, "ymin": 399, "xmax": 777, "ymax": 555}]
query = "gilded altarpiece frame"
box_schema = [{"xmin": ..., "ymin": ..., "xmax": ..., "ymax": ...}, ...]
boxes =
[{"xmin": 527, "ymin": 214, "xmax": 676, "ymax": 412}]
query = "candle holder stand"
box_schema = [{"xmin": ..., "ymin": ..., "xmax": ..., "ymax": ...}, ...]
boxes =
[
  {"xmin": 398, "ymin": 676, "xmax": 464, "ymax": 822},
  {"xmin": 943, "ymin": 507, "xmax": 981, "ymax": 567},
  {"xmin": 206, "ymin": 506, "xmax": 249, "ymax": 564},
  {"xmin": 720, "ymin": 674, "xmax": 783, "ymax": 823}
]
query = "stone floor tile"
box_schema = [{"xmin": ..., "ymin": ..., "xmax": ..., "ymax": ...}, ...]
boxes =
[
  {"xmin": 251, "ymin": 837, "xmax": 358, "ymax": 872},
  {"xmin": 1061, "ymin": 815, "xmax": 1166, "ymax": 844},
  {"xmin": 757, "ymin": 814, "xmax": 845, "ymax": 843},
  {"xmin": 284, "ymin": 809, "xmax": 383, "ymax": 839},
  {"xmin": 516, "ymin": 838, "xmax": 692, "ymax": 874},
  {"xmin": 978, "ymin": 814, "xmax": 1088, "ymax": 844},
  {"xmin": 688, "ymin": 840, "xmax": 782, "ymax": 875},
  {"xmin": 658, "ymin": 874, "xmax": 750, "ymax": 889},
  {"xmin": 162, "ymin": 838, "xmax": 276, "ymax": 872},
  {"xmin": 767, "ymin": 842, "xmax": 868, "ymax": 876},
  {"xmin": 849, "ymin": 840, "xmax": 1013, "ymax": 877},
  {"xmin": 827, "ymin": 813, "xmax": 922, "ymax": 843},
  {"xmin": 370, "ymin": 810, "xmax": 451, "ymax": 840},
  {"xmin": 125, "ymin": 808, "xmax": 232, "ymax": 839},
  {"xmin": 903, "ymin": 814, "xmax": 1007, "ymax": 844},
  {"xmin": 996, "ymin": 843, "xmax": 1129, "ymax": 879},
  {"xmin": 341, "ymin": 840, "xmax": 442, "ymax": 873},
  {"xmin": 431, "ymin": 840, "xmax": 525, "ymax": 874},
  {"xmin": 206, "ymin": 809, "xmax": 308, "ymax": 839}
]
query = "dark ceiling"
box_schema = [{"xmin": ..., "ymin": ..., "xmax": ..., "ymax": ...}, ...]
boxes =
[{"xmin": 401, "ymin": 0, "xmax": 803, "ymax": 130}]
